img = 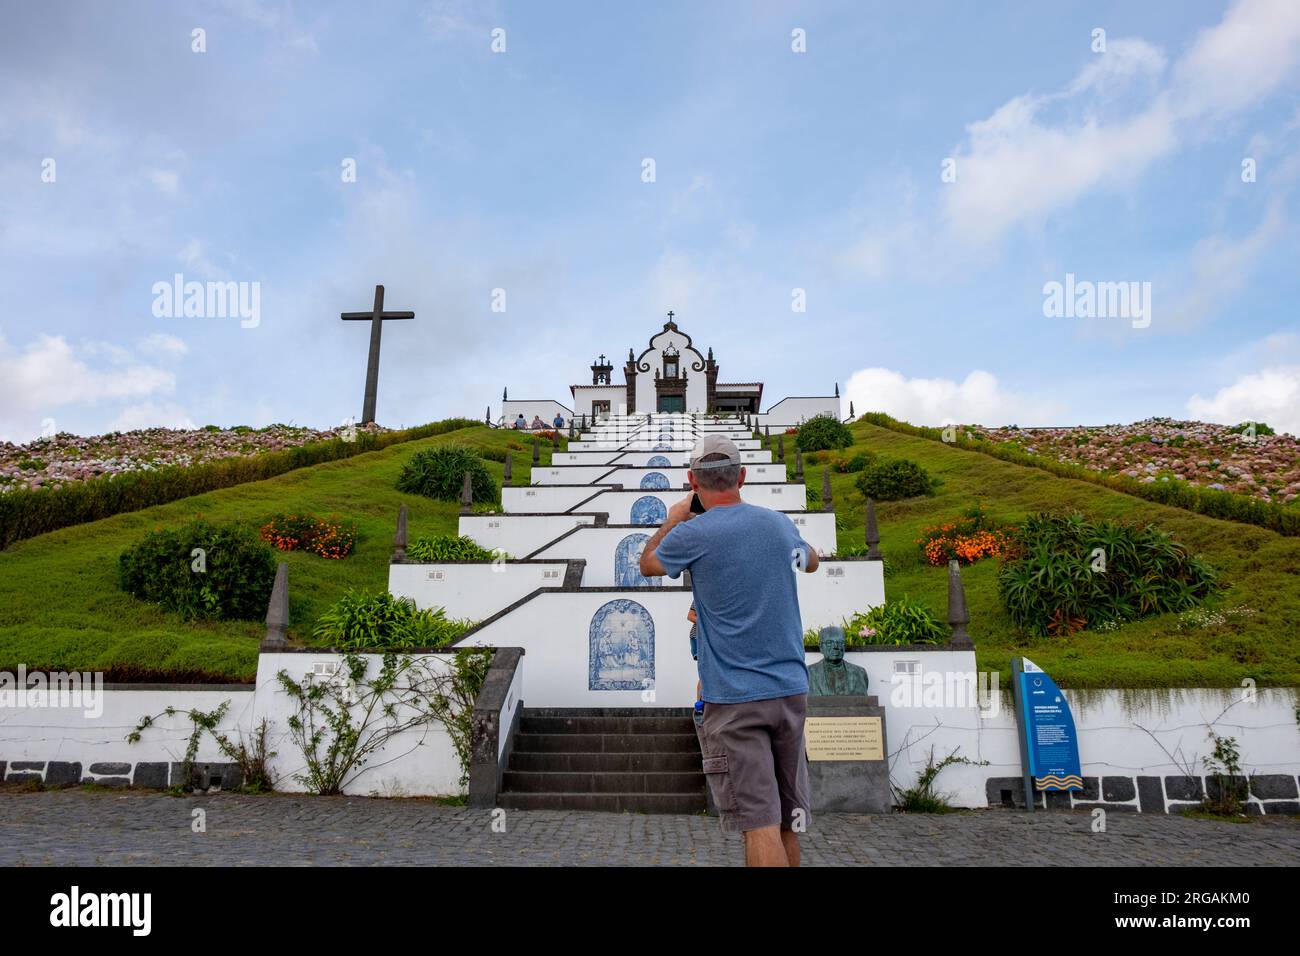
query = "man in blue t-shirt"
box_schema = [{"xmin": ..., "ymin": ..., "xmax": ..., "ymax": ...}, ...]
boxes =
[{"xmin": 640, "ymin": 433, "xmax": 819, "ymax": 866}]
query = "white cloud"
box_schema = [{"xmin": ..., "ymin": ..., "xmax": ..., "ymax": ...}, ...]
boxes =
[
  {"xmin": 421, "ymin": 0, "xmax": 498, "ymax": 40},
  {"xmin": 1164, "ymin": 202, "xmax": 1286, "ymax": 326},
  {"xmin": 843, "ymin": 367, "xmax": 1066, "ymax": 427},
  {"xmin": 108, "ymin": 402, "xmax": 197, "ymax": 433},
  {"xmin": 137, "ymin": 333, "xmax": 189, "ymax": 360},
  {"xmin": 177, "ymin": 238, "xmax": 230, "ymax": 280},
  {"xmin": 943, "ymin": 0, "xmax": 1300, "ymax": 244},
  {"xmin": 145, "ymin": 167, "xmax": 180, "ymax": 197},
  {"xmin": 1187, "ymin": 367, "xmax": 1300, "ymax": 436},
  {"xmin": 1187, "ymin": 331, "xmax": 1300, "ymax": 435},
  {"xmin": 1172, "ymin": 0, "xmax": 1300, "ymax": 120},
  {"xmin": 0, "ymin": 332, "xmax": 177, "ymax": 442}
]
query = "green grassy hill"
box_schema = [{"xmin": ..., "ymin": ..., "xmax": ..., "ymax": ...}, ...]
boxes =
[
  {"xmin": 1, "ymin": 418, "xmax": 1296, "ymax": 688},
  {"xmin": 825, "ymin": 420, "xmax": 1300, "ymax": 689},
  {"xmin": 0, "ymin": 424, "xmax": 541, "ymax": 683}
]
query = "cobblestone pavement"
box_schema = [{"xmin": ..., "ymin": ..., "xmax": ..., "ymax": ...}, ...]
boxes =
[{"xmin": 1, "ymin": 791, "xmax": 1297, "ymax": 866}]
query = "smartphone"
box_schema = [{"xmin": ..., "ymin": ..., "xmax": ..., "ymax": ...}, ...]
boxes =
[{"xmin": 690, "ymin": 493, "xmax": 706, "ymax": 514}]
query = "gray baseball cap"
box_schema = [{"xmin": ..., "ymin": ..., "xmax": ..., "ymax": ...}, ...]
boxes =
[{"xmin": 689, "ymin": 434, "xmax": 742, "ymax": 470}]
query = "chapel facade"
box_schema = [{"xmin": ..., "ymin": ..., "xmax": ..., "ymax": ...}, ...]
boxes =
[{"xmin": 568, "ymin": 312, "xmax": 763, "ymax": 418}]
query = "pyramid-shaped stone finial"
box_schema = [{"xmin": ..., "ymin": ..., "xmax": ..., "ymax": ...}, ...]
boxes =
[
  {"xmin": 460, "ymin": 471, "xmax": 473, "ymax": 515},
  {"xmin": 849, "ymin": 400, "xmax": 855, "ymax": 419},
  {"xmin": 391, "ymin": 503, "xmax": 408, "ymax": 563},
  {"xmin": 260, "ymin": 562, "xmax": 290, "ymax": 652},
  {"xmin": 485, "ymin": 405, "xmax": 491, "ymax": 425},
  {"xmin": 865, "ymin": 498, "xmax": 882, "ymax": 560},
  {"xmin": 947, "ymin": 559, "xmax": 974, "ymax": 648}
]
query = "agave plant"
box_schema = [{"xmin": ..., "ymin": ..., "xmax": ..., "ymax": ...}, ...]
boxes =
[{"xmin": 997, "ymin": 511, "xmax": 1219, "ymax": 637}]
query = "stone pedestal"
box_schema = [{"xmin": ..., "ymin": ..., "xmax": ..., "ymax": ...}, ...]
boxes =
[{"xmin": 806, "ymin": 695, "xmax": 891, "ymax": 813}]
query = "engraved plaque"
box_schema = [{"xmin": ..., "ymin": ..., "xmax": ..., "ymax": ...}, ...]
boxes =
[{"xmin": 804, "ymin": 716, "xmax": 883, "ymax": 761}]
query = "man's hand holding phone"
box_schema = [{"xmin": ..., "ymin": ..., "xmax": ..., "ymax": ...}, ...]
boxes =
[{"xmin": 667, "ymin": 491, "xmax": 698, "ymax": 526}]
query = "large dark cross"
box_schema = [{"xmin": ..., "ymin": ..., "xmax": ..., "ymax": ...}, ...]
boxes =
[{"xmin": 341, "ymin": 284, "xmax": 414, "ymax": 424}]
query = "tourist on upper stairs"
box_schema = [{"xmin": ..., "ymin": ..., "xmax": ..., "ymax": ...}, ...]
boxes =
[
  {"xmin": 530, "ymin": 415, "xmax": 546, "ymax": 430},
  {"xmin": 553, "ymin": 413, "xmax": 565, "ymax": 430},
  {"xmin": 639, "ymin": 433, "xmax": 819, "ymax": 867},
  {"xmin": 513, "ymin": 414, "xmax": 527, "ymax": 429}
]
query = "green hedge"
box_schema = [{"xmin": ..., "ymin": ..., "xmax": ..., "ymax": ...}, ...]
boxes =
[
  {"xmin": 857, "ymin": 412, "xmax": 1300, "ymax": 537},
  {"xmin": 0, "ymin": 419, "xmax": 480, "ymax": 549}
]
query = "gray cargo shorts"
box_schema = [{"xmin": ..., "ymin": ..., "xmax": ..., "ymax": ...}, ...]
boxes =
[{"xmin": 696, "ymin": 693, "xmax": 812, "ymax": 834}]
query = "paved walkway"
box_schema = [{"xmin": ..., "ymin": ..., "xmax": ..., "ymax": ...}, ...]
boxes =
[{"xmin": 1, "ymin": 791, "xmax": 1296, "ymax": 866}]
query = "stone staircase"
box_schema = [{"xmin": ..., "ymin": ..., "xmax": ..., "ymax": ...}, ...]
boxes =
[{"xmin": 497, "ymin": 707, "xmax": 706, "ymax": 813}]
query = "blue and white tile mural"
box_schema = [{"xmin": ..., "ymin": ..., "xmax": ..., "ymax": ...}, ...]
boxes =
[
  {"xmin": 589, "ymin": 599, "xmax": 655, "ymax": 690},
  {"xmin": 614, "ymin": 533, "xmax": 660, "ymax": 586},
  {"xmin": 653, "ymin": 443, "xmax": 672, "ymax": 451},
  {"xmin": 646, "ymin": 455, "xmax": 671, "ymax": 467},
  {"xmin": 639, "ymin": 471, "xmax": 671, "ymax": 490},
  {"xmin": 630, "ymin": 495, "xmax": 667, "ymax": 525}
]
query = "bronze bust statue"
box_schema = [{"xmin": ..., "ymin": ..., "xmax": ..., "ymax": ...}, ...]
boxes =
[{"xmin": 808, "ymin": 626, "xmax": 870, "ymax": 696}]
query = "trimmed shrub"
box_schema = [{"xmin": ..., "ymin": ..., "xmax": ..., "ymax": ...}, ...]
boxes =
[
  {"xmin": 407, "ymin": 534, "xmax": 502, "ymax": 562},
  {"xmin": 997, "ymin": 512, "xmax": 1219, "ymax": 637},
  {"xmin": 312, "ymin": 589, "xmax": 476, "ymax": 650},
  {"xmin": 260, "ymin": 513, "xmax": 357, "ymax": 559},
  {"xmin": 855, "ymin": 458, "xmax": 937, "ymax": 501},
  {"xmin": 0, "ymin": 418, "xmax": 481, "ymax": 549},
  {"xmin": 838, "ymin": 451, "xmax": 875, "ymax": 473},
  {"xmin": 794, "ymin": 415, "xmax": 854, "ymax": 452},
  {"xmin": 118, "ymin": 518, "xmax": 278, "ymax": 621},
  {"xmin": 396, "ymin": 445, "xmax": 497, "ymax": 505}
]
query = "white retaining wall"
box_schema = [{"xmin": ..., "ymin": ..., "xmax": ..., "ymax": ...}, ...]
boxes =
[
  {"xmin": 556, "ymin": 485, "xmax": 808, "ymax": 522},
  {"xmin": 527, "ymin": 515, "xmax": 842, "ymax": 572},
  {"xmin": 389, "ymin": 561, "xmax": 571, "ymax": 620},
  {"xmin": 458, "ymin": 512, "xmax": 596, "ymax": 555},
  {"xmin": 755, "ymin": 396, "xmax": 842, "ymax": 429},
  {"xmin": 533, "ymin": 464, "xmax": 786, "ymax": 487},
  {"xmin": 0, "ymin": 686, "xmax": 253, "ymax": 773}
]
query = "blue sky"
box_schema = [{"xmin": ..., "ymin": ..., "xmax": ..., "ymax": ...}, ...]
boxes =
[{"xmin": 2, "ymin": 0, "xmax": 1299, "ymax": 442}]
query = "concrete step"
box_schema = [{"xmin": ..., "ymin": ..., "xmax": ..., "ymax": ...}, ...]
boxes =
[
  {"xmin": 512, "ymin": 732, "xmax": 701, "ymax": 754},
  {"xmin": 496, "ymin": 791, "xmax": 706, "ymax": 814},
  {"xmin": 502, "ymin": 770, "xmax": 704, "ymax": 794},
  {"xmin": 522, "ymin": 707, "xmax": 695, "ymax": 717},
  {"xmin": 520, "ymin": 714, "xmax": 695, "ymax": 735},
  {"xmin": 507, "ymin": 750, "xmax": 703, "ymax": 773}
]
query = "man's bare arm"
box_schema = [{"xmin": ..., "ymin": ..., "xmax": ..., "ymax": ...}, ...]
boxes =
[
  {"xmin": 641, "ymin": 493, "xmax": 696, "ymax": 577},
  {"xmin": 639, "ymin": 520, "xmax": 675, "ymax": 577}
]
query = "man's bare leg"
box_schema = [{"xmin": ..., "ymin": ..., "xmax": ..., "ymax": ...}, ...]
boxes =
[
  {"xmin": 744, "ymin": 825, "xmax": 790, "ymax": 867},
  {"xmin": 781, "ymin": 829, "xmax": 800, "ymax": 867}
]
